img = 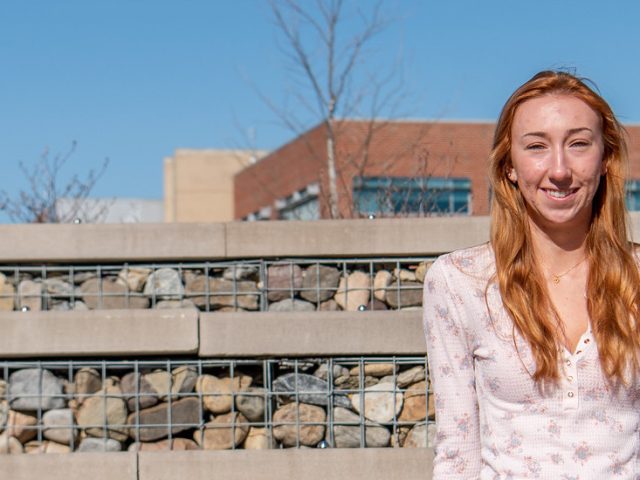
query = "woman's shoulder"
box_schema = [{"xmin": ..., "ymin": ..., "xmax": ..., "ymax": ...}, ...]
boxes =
[{"xmin": 428, "ymin": 242, "xmax": 496, "ymax": 283}]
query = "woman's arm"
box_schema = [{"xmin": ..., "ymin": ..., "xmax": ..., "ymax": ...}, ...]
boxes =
[{"xmin": 423, "ymin": 259, "xmax": 481, "ymax": 478}]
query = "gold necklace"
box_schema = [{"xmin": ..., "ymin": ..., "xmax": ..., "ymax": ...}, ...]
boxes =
[{"xmin": 548, "ymin": 257, "xmax": 586, "ymax": 285}]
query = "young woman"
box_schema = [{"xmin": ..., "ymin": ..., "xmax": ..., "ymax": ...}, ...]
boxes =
[{"xmin": 423, "ymin": 71, "xmax": 640, "ymax": 478}]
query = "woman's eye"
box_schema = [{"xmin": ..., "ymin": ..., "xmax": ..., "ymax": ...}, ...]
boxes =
[
  {"xmin": 570, "ymin": 141, "xmax": 590, "ymax": 148},
  {"xmin": 526, "ymin": 144, "xmax": 545, "ymax": 150}
]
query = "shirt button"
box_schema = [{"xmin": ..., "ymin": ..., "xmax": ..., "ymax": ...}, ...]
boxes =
[
  {"xmin": 567, "ymin": 376, "xmax": 574, "ymax": 381},
  {"xmin": 568, "ymin": 392, "xmax": 574, "ymax": 398},
  {"xmin": 566, "ymin": 360, "xmax": 572, "ymax": 366}
]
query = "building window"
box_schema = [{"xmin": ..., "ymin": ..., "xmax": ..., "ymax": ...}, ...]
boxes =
[
  {"xmin": 243, "ymin": 206, "xmax": 272, "ymax": 221},
  {"xmin": 626, "ymin": 180, "xmax": 640, "ymax": 211},
  {"xmin": 353, "ymin": 176, "xmax": 471, "ymax": 216},
  {"xmin": 276, "ymin": 183, "xmax": 320, "ymax": 220}
]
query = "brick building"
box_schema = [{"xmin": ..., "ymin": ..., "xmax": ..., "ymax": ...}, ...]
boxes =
[{"xmin": 234, "ymin": 120, "xmax": 640, "ymax": 220}]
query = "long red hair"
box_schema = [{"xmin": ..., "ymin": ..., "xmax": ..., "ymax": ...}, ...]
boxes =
[{"xmin": 489, "ymin": 70, "xmax": 640, "ymax": 382}]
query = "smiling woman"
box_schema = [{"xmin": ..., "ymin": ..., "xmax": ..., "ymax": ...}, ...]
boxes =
[{"xmin": 423, "ymin": 71, "xmax": 640, "ymax": 479}]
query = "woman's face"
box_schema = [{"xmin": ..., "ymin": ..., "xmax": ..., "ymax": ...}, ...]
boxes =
[{"xmin": 509, "ymin": 94, "xmax": 605, "ymax": 234}]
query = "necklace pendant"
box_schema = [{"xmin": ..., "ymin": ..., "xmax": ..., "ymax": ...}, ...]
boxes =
[{"xmin": 552, "ymin": 275, "xmax": 560, "ymax": 285}]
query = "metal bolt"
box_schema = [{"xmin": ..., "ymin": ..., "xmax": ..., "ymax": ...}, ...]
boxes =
[
  {"xmin": 20, "ymin": 305, "xmax": 30, "ymax": 312},
  {"xmin": 367, "ymin": 214, "xmax": 376, "ymax": 219},
  {"xmin": 317, "ymin": 440, "xmax": 329, "ymax": 448},
  {"xmin": 357, "ymin": 304, "xmax": 367, "ymax": 311},
  {"xmin": 73, "ymin": 218, "xmax": 82, "ymax": 224}
]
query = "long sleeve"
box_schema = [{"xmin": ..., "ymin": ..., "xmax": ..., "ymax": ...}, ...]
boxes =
[{"xmin": 423, "ymin": 259, "xmax": 481, "ymax": 478}]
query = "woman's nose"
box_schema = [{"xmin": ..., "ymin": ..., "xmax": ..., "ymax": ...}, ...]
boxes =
[{"xmin": 548, "ymin": 147, "xmax": 572, "ymax": 182}]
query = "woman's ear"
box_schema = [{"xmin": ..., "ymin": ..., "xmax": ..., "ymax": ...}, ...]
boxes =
[{"xmin": 507, "ymin": 168, "xmax": 518, "ymax": 183}]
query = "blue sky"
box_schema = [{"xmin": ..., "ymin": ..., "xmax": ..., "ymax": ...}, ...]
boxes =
[{"xmin": 1, "ymin": 0, "xmax": 639, "ymax": 217}]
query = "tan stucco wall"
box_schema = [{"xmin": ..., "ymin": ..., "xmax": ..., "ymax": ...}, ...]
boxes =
[{"xmin": 164, "ymin": 149, "xmax": 267, "ymax": 223}]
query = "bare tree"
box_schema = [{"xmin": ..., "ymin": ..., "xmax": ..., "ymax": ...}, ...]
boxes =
[
  {"xmin": 264, "ymin": 0, "xmax": 409, "ymax": 219},
  {"xmin": 0, "ymin": 142, "xmax": 110, "ymax": 223}
]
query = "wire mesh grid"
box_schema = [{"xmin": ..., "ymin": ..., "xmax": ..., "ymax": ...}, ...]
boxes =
[
  {"xmin": 0, "ymin": 356, "xmax": 434, "ymax": 453},
  {"xmin": 0, "ymin": 257, "xmax": 435, "ymax": 312}
]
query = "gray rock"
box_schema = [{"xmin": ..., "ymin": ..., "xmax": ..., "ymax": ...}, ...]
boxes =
[
  {"xmin": 77, "ymin": 437, "xmax": 122, "ymax": 453},
  {"xmin": 385, "ymin": 281, "xmax": 423, "ymax": 308},
  {"xmin": 127, "ymin": 397, "xmax": 200, "ymax": 442},
  {"xmin": 171, "ymin": 366, "xmax": 198, "ymax": 396},
  {"xmin": 120, "ymin": 373, "xmax": 159, "ymax": 411},
  {"xmin": 223, "ymin": 265, "xmax": 259, "ymax": 281},
  {"xmin": 185, "ymin": 276, "xmax": 259, "ymax": 310},
  {"xmin": 8, "ymin": 369, "xmax": 65, "ymax": 411},
  {"xmin": 17, "ymin": 280, "xmax": 42, "ymax": 311},
  {"xmin": 268, "ymin": 298, "xmax": 315, "ymax": 312},
  {"xmin": 273, "ymin": 373, "xmax": 350, "ymax": 408},
  {"xmin": 300, "ymin": 265, "xmax": 340, "ymax": 303},
  {"xmin": 80, "ymin": 277, "xmax": 149, "ymax": 309},
  {"xmin": 328, "ymin": 407, "xmax": 390, "ymax": 448},
  {"xmin": 267, "ymin": 264, "xmax": 302, "ymax": 302},
  {"xmin": 313, "ymin": 364, "xmax": 349, "ymax": 382},
  {"xmin": 143, "ymin": 268, "xmax": 184, "ymax": 300},
  {"xmin": 43, "ymin": 278, "xmax": 74, "ymax": 297},
  {"xmin": 403, "ymin": 422, "xmax": 436, "ymax": 448},
  {"xmin": 42, "ymin": 408, "xmax": 76, "ymax": 445},
  {"xmin": 350, "ymin": 382, "xmax": 403, "ymax": 423},
  {"xmin": 235, "ymin": 387, "xmax": 266, "ymax": 422},
  {"xmin": 397, "ymin": 366, "xmax": 426, "ymax": 388}
]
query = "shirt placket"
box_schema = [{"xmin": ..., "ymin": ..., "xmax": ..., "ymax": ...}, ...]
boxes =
[{"xmin": 562, "ymin": 329, "xmax": 593, "ymax": 410}]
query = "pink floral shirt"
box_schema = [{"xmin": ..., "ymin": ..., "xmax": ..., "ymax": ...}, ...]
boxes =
[{"xmin": 423, "ymin": 243, "xmax": 640, "ymax": 479}]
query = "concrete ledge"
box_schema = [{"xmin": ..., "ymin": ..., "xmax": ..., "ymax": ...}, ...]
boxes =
[
  {"xmin": 199, "ymin": 310, "xmax": 425, "ymax": 356},
  {"xmin": 226, "ymin": 217, "xmax": 489, "ymax": 257},
  {"xmin": 0, "ymin": 223, "xmax": 226, "ymax": 262},
  {"xmin": 0, "ymin": 309, "xmax": 199, "ymax": 357},
  {"xmin": 0, "ymin": 452, "xmax": 137, "ymax": 480},
  {"xmin": 138, "ymin": 448, "xmax": 434, "ymax": 480}
]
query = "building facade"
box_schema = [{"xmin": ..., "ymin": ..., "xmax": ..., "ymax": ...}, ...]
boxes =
[{"xmin": 234, "ymin": 120, "xmax": 640, "ymax": 220}]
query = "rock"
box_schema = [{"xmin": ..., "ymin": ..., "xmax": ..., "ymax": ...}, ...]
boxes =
[
  {"xmin": 17, "ymin": 280, "xmax": 42, "ymax": 311},
  {"xmin": 76, "ymin": 382, "xmax": 128, "ymax": 442},
  {"xmin": 319, "ymin": 299, "xmax": 340, "ymax": 311},
  {"xmin": 143, "ymin": 268, "xmax": 184, "ymax": 300},
  {"xmin": 385, "ymin": 281, "xmax": 423, "ymax": 308},
  {"xmin": 235, "ymin": 387, "xmax": 266, "ymax": 422},
  {"xmin": 144, "ymin": 371, "xmax": 171, "ymax": 399},
  {"xmin": 268, "ymin": 298, "xmax": 315, "ymax": 312},
  {"xmin": 273, "ymin": 373, "xmax": 350, "ymax": 408},
  {"xmin": 243, "ymin": 427, "xmax": 277, "ymax": 449},
  {"xmin": 414, "ymin": 261, "xmax": 433, "ymax": 283},
  {"xmin": 300, "ymin": 265, "xmax": 340, "ymax": 303},
  {"xmin": 334, "ymin": 375, "xmax": 379, "ymax": 390},
  {"xmin": 273, "ymin": 403, "xmax": 325, "ymax": 447},
  {"xmin": 0, "ymin": 400, "xmax": 8, "ymax": 426},
  {"xmin": 194, "ymin": 412, "xmax": 249, "ymax": 450},
  {"xmin": 393, "ymin": 268, "xmax": 416, "ymax": 282},
  {"xmin": 397, "ymin": 366, "xmax": 426, "ymax": 388},
  {"xmin": 127, "ymin": 397, "xmax": 200, "ymax": 442},
  {"xmin": 72, "ymin": 301, "xmax": 89, "ymax": 311},
  {"xmin": 120, "ymin": 373, "xmax": 159, "ymax": 411},
  {"xmin": 267, "ymin": 264, "xmax": 303, "ymax": 302},
  {"xmin": 24, "ymin": 440, "xmax": 70, "ymax": 454},
  {"xmin": 74, "ymin": 369, "xmax": 102, "ymax": 405},
  {"xmin": 373, "ymin": 270, "xmax": 393, "ymax": 302},
  {"xmin": 43, "ymin": 278, "xmax": 74, "ymax": 297},
  {"xmin": 9, "ymin": 368, "xmax": 65, "ymax": 411},
  {"xmin": 80, "ymin": 277, "xmax": 149, "ymax": 309},
  {"xmin": 0, "ymin": 273, "xmax": 15, "ymax": 311},
  {"xmin": 4, "ymin": 410, "xmax": 37, "ymax": 443},
  {"xmin": 328, "ymin": 407, "xmax": 390, "ymax": 448},
  {"xmin": 154, "ymin": 299, "xmax": 197, "ymax": 309},
  {"xmin": 0, "ymin": 433, "xmax": 23, "ymax": 454},
  {"xmin": 67, "ymin": 272, "xmax": 97, "ymax": 285},
  {"xmin": 334, "ymin": 272, "xmax": 370, "ymax": 311},
  {"xmin": 196, "ymin": 374, "xmax": 252, "ymax": 414},
  {"xmin": 77, "ymin": 437, "xmax": 122, "ymax": 452},
  {"xmin": 349, "ymin": 363, "xmax": 398, "ymax": 378},
  {"xmin": 223, "ymin": 265, "xmax": 259, "ymax": 281},
  {"xmin": 117, "ymin": 267, "xmax": 151, "ymax": 292},
  {"xmin": 128, "ymin": 437, "xmax": 199, "ymax": 452},
  {"xmin": 185, "ymin": 276, "xmax": 259, "ymax": 310},
  {"xmin": 350, "ymin": 382, "xmax": 403, "ymax": 423},
  {"xmin": 43, "ymin": 408, "xmax": 76, "ymax": 445},
  {"xmin": 171, "ymin": 366, "xmax": 198, "ymax": 396},
  {"xmin": 403, "ymin": 422, "xmax": 436, "ymax": 448},
  {"xmin": 0, "ymin": 379, "xmax": 6, "ymax": 399},
  {"xmin": 313, "ymin": 364, "xmax": 349, "ymax": 382},
  {"xmin": 398, "ymin": 381, "xmax": 428, "ymax": 422}
]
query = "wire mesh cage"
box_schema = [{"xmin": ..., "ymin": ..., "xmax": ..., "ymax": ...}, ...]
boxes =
[{"xmin": 0, "ymin": 356, "xmax": 434, "ymax": 453}]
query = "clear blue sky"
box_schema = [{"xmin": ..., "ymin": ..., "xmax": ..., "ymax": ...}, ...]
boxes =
[{"xmin": 1, "ymin": 0, "xmax": 639, "ymax": 216}]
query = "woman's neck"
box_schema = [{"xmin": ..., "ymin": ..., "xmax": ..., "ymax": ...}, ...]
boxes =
[{"xmin": 527, "ymin": 217, "xmax": 589, "ymax": 268}]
